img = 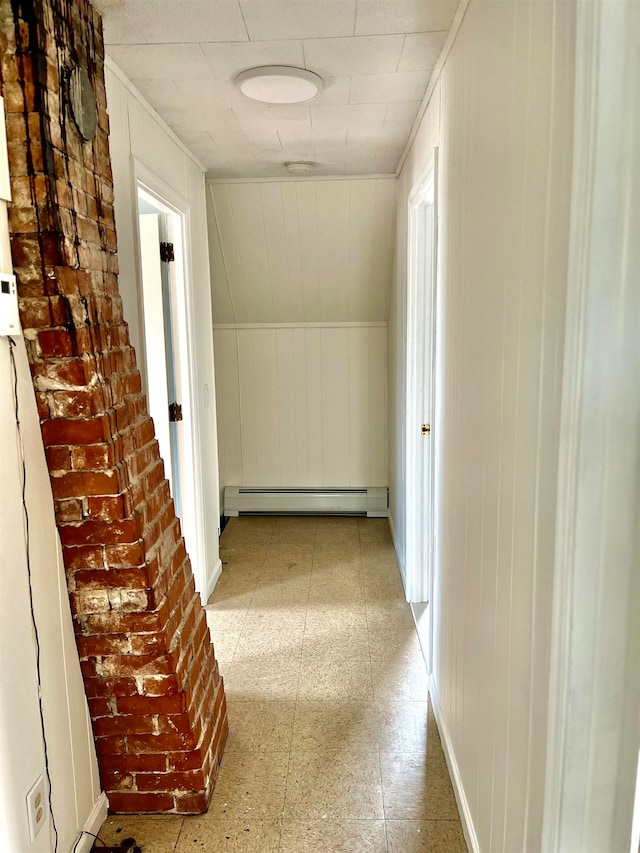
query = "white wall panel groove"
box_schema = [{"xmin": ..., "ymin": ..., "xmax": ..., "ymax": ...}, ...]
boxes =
[
  {"xmin": 207, "ymin": 178, "xmax": 395, "ymax": 324},
  {"xmin": 215, "ymin": 325, "xmax": 387, "ymax": 500}
]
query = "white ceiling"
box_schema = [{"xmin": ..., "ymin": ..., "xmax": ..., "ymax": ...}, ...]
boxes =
[{"xmin": 94, "ymin": 0, "xmax": 458, "ymax": 178}]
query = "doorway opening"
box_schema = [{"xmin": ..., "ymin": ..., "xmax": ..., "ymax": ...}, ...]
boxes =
[
  {"xmin": 404, "ymin": 159, "xmax": 439, "ymax": 641},
  {"xmin": 134, "ymin": 166, "xmax": 206, "ymax": 597}
]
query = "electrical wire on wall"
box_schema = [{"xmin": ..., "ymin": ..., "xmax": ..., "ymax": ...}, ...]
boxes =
[{"xmin": 6, "ymin": 336, "xmax": 59, "ymax": 853}]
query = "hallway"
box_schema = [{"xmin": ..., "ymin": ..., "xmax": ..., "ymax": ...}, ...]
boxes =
[{"xmin": 98, "ymin": 516, "xmax": 466, "ymax": 851}]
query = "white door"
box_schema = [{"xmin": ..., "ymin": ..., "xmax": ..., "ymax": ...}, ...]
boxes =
[{"xmin": 404, "ymin": 165, "xmax": 438, "ymax": 605}]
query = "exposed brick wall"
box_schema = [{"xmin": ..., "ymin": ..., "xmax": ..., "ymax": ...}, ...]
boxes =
[{"xmin": 0, "ymin": 0, "xmax": 227, "ymax": 813}]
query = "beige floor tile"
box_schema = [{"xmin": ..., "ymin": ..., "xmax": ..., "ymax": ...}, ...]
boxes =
[
  {"xmin": 306, "ymin": 583, "xmax": 366, "ymax": 608},
  {"xmin": 250, "ymin": 577, "xmax": 310, "ymax": 609},
  {"xmin": 99, "ymin": 815, "xmax": 183, "ymax": 852},
  {"xmin": 211, "ymin": 574, "xmax": 260, "ymax": 603},
  {"xmin": 176, "ymin": 818, "xmax": 281, "ymax": 852},
  {"xmin": 366, "ymin": 599, "xmax": 417, "ymax": 629},
  {"xmin": 225, "ymin": 700, "xmax": 295, "ymax": 753},
  {"xmin": 235, "ymin": 625, "xmax": 305, "ymax": 661},
  {"xmin": 371, "ymin": 654, "xmax": 430, "ymax": 701},
  {"xmin": 298, "ymin": 658, "xmax": 373, "ymax": 701},
  {"xmin": 375, "ymin": 700, "xmax": 429, "ymax": 753},
  {"xmin": 242, "ymin": 607, "xmax": 307, "ymax": 632},
  {"xmin": 360, "ymin": 545, "xmax": 399, "ymax": 566},
  {"xmin": 210, "ymin": 631, "xmax": 241, "ymax": 669},
  {"xmin": 316, "ymin": 516, "xmax": 361, "ymax": 529},
  {"xmin": 270, "ymin": 518, "xmax": 318, "ymax": 545},
  {"xmin": 262, "ymin": 544, "xmax": 315, "ymax": 570},
  {"xmin": 291, "ymin": 701, "xmax": 379, "ymax": 752},
  {"xmin": 368, "ymin": 630, "xmax": 423, "ymax": 660},
  {"xmin": 314, "ymin": 537, "xmax": 362, "ymax": 556},
  {"xmin": 224, "ymin": 655, "xmax": 301, "ymax": 701},
  {"xmin": 222, "ymin": 518, "xmax": 276, "ymax": 546},
  {"xmin": 220, "ymin": 544, "xmax": 269, "ymax": 571},
  {"xmin": 364, "ymin": 572, "xmax": 405, "ymax": 602},
  {"xmin": 206, "ymin": 607, "xmax": 248, "ymax": 636},
  {"xmin": 304, "ymin": 603, "xmax": 368, "ymax": 636},
  {"xmin": 386, "ymin": 819, "xmax": 468, "ymax": 852},
  {"xmin": 284, "ymin": 750, "xmax": 383, "ymax": 819},
  {"xmin": 279, "ymin": 819, "xmax": 387, "ymax": 852},
  {"xmin": 208, "ymin": 751, "xmax": 289, "ymax": 818},
  {"xmin": 301, "ymin": 631, "xmax": 370, "ymax": 662},
  {"xmin": 380, "ymin": 752, "xmax": 460, "ymax": 820}
]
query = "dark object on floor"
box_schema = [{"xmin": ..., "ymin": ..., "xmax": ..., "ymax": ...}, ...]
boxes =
[{"xmin": 92, "ymin": 839, "xmax": 141, "ymax": 853}]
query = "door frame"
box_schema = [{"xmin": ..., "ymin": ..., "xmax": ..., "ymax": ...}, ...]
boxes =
[
  {"xmin": 404, "ymin": 154, "xmax": 439, "ymax": 610},
  {"xmin": 131, "ymin": 158, "xmax": 208, "ymax": 600}
]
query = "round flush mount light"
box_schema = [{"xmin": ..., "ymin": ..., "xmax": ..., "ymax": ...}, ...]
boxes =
[
  {"xmin": 235, "ymin": 66, "xmax": 323, "ymax": 104},
  {"xmin": 285, "ymin": 161, "xmax": 316, "ymax": 175}
]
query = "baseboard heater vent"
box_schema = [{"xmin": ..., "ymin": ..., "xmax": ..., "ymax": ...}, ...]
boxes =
[{"xmin": 223, "ymin": 486, "xmax": 388, "ymax": 518}]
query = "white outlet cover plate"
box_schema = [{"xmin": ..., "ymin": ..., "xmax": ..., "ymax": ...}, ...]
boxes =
[{"xmin": 26, "ymin": 775, "xmax": 47, "ymax": 842}]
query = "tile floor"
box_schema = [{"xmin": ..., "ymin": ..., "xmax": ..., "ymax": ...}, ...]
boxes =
[{"xmin": 98, "ymin": 516, "xmax": 467, "ymax": 852}]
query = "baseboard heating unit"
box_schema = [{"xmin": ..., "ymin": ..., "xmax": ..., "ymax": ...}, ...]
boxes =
[{"xmin": 223, "ymin": 487, "xmax": 388, "ymax": 518}]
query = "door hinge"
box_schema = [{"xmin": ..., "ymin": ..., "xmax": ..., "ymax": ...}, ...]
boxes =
[
  {"xmin": 169, "ymin": 401, "xmax": 183, "ymax": 422},
  {"xmin": 160, "ymin": 241, "xmax": 175, "ymax": 263},
  {"xmin": 421, "ymin": 423, "xmax": 431, "ymax": 435}
]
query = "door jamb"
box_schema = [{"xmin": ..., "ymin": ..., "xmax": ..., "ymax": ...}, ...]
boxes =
[
  {"xmin": 405, "ymin": 157, "xmax": 438, "ymax": 610},
  {"xmin": 131, "ymin": 158, "xmax": 208, "ymax": 601}
]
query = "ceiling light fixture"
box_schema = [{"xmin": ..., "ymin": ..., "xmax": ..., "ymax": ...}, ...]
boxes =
[
  {"xmin": 235, "ymin": 66, "xmax": 323, "ymax": 105},
  {"xmin": 285, "ymin": 161, "xmax": 316, "ymax": 175}
]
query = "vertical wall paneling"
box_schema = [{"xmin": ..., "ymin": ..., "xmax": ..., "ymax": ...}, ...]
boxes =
[
  {"xmin": 208, "ymin": 176, "xmax": 394, "ymax": 499},
  {"xmin": 207, "ymin": 178, "xmax": 396, "ymax": 324},
  {"xmin": 214, "ymin": 325, "xmax": 387, "ymax": 493},
  {"xmin": 387, "ymin": 2, "xmax": 577, "ymax": 851}
]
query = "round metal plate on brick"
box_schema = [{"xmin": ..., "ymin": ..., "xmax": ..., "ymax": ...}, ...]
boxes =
[{"xmin": 69, "ymin": 66, "xmax": 97, "ymax": 141}]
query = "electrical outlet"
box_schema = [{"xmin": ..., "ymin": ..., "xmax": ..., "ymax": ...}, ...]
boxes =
[
  {"xmin": 26, "ymin": 775, "xmax": 47, "ymax": 842},
  {"xmin": 0, "ymin": 273, "xmax": 21, "ymax": 337}
]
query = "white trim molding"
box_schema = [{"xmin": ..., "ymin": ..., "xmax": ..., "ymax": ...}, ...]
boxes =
[
  {"xmin": 430, "ymin": 677, "xmax": 480, "ymax": 853},
  {"xmin": 542, "ymin": 1, "xmax": 640, "ymax": 851},
  {"xmin": 73, "ymin": 792, "xmax": 109, "ymax": 853},
  {"xmin": 105, "ymin": 58, "xmax": 206, "ymax": 173}
]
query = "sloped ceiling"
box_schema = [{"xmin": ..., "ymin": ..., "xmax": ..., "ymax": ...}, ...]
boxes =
[
  {"xmin": 93, "ymin": 0, "xmax": 459, "ymax": 177},
  {"xmin": 207, "ymin": 177, "xmax": 396, "ymax": 323}
]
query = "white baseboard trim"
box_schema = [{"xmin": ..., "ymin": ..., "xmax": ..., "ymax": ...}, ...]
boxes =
[
  {"xmin": 429, "ymin": 676, "xmax": 479, "ymax": 853},
  {"xmin": 387, "ymin": 512, "xmax": 406, "ymax": 584},
  {"xmin": 73, "ymin": 791, "xmax": 109, "ymax": 853},
  {"xmin": 203, "ymin": 558, "xmax": 223, "ymax": 606}
]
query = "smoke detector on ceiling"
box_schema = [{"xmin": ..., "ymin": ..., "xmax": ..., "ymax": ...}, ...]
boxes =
[{"xmin": 285, "ymin": 161, "xmax": 316, "ymax": 175}]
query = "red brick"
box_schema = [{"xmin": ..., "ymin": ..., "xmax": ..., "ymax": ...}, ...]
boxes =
[
  {"xmin": 100, "ymin": 754, "xmax": 167, "ymax": 775},
  {"xmin": 107, "ymin": 793, "xmax": 174, "ymax": 814},
  {"xmin": 64, "ymin": 544, "xmax": 104, "ymax": 569},
  {"xmin": 59, "ymin": 518, "xmax": 141, "ymax": 547},
  {"xmin": 38, "ymin": 328, "xmax": 73, "ymax": 357},
  {"xmin": 41, "ymin": 416, "xmax": 109, "ymax": 446},
  {"xmin": 86, "ymin": 494, "xmax": 127, "ymax": 521},
  {"xmin": 126, "ymin": 732, "xmax": 196, "ymax": 754},
  {"xmin": 50, "ymin": 469, "xmax": 119, "ymax": 499},
  {"xmin": 135, "ymin": 771, "xmax": 204, "ymax": 793},
  {"xmin": 173, "ymin": 793, "xmax": 209, "ymax": 814},
  {"xmin": 92, "ymin": 715, "xmax": 155, "ymax": 737},
  {"xmin": 116, "ymin": 694, "xmax": 185, "ymax": 716},
  {"xmin": 83, "ymin": 676, "xmax": 138, "ymax": 698}
]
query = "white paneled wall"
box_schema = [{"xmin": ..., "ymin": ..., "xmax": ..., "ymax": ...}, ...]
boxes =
[
  {"xmin": 105, "ymin": 60, "xmax": 221, "ymax": 595},
  {"xmin": 215, "ymin": 324, "xmax": 387, "ymax": 497},
  {"xmin": 388, "ymin": 2, "xmax": 576, "ymax": 851},
  {"xmin": 207, "ymin": 178, "xmax": 395, "ymax": 323}
]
